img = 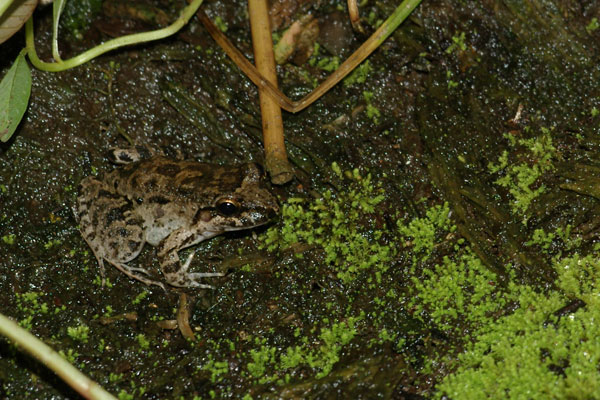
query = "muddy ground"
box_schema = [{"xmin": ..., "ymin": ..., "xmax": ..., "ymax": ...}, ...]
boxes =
[{"xmin": 2, "ymin": 0, "xmax": 600, "ymax": 398}]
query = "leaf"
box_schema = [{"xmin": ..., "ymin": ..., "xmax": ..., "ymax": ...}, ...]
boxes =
[
  {"xmin": 0, "ymin": 0, "xmax": 38, "ymax": 45},
  {"xmin": 0, "ymin": 50, "xmax": 32, "ymax": 142}
]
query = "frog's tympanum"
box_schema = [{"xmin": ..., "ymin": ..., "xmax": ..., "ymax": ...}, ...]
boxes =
[{"xmin": 74, "ymin": 152, "xmax": 279, "ymax": 289}]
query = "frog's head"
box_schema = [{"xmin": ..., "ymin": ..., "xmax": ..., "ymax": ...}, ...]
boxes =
[{"xmin": 201, "ymin": 163, "xmax": 279, "ymax": 231}]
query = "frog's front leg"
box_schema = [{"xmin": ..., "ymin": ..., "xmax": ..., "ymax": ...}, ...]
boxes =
[{"xmin": 157, "ymin": 228, "xmax": 224, "ymax": 288}]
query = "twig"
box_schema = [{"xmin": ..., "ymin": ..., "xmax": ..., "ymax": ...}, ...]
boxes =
[{"xmin": 177, "ymin": 293, "xmax": 196, "ymax": 341}]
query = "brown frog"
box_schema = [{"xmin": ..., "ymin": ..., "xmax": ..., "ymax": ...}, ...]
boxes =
[{"xmin": 74, "ymin": 149, "xmax": 279, "ymax": 289}]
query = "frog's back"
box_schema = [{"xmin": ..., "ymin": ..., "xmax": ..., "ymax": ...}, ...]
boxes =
[{"xmin": 105, "ymin": 156, "xmax": 250, "ymax": 206}]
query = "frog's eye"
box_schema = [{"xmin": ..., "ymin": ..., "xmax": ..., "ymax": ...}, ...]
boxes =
[{"xmin": 216, "ymin": 199, "xmax": 239, "ymax": 216}]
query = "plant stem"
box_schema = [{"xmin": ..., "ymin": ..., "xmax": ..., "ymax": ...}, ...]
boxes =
[
  {"xmin": 0, "ymin": 313, "xmax": 117, "ymax": 400},
  {"xmin": 248, "ymin": 0, "xmax": 294, "ymax": 184},
  {"xmin": 25, "ymin": 0, "xmax": 205, "ymax": 72},
  {"xmin": 347, "ymin": 0, "xmax": 365, "ymax": 33}
]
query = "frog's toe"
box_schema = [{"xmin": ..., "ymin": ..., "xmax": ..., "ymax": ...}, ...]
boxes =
[
  {"xmin": 107, "ymin": 260, "xmax": 164, "ymax": 289},
  {"xmin": 164, "ymin": 271, "xmax": 224, "ymax": 288},
  {"xmin": 126, "ymin": 266, "xmax": 152, "ymax": 276}
]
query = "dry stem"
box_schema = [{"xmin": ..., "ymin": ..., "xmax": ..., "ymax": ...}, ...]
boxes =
[{"xmin": 247, "ymin": 0, "xmax": 294, "ymax": 184}]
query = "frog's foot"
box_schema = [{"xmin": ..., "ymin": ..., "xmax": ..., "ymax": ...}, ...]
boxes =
[
  {"xmin": 107, "ymin": 259, "xmax": 166, "ymax": 291},
  {"xmin": 161, "ymin": 251, "xmax": 224, "ymax": 288}
]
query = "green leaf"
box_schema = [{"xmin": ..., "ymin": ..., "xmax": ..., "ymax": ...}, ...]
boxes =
[{"xmin": 0, "ymin": 50, "xmax": 31, "ymax": 142}]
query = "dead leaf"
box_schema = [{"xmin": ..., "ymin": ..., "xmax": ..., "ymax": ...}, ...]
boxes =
[{"xmin": 0, "ymin": 0, "xmax": 38, "ymax": 45}]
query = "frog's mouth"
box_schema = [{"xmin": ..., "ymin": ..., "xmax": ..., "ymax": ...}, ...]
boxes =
[{"xmin": 216, "ymin": 208, "xmax": 279, "ymax": 230}]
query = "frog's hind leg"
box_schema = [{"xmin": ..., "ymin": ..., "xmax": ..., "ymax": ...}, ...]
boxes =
[
  {"xmin": 76, "ymin": 178, "xmax": 163, "ymax": 289},
  {"xmin": 99, "ymin": 209, "xmax": 166, "ymax": 288}
]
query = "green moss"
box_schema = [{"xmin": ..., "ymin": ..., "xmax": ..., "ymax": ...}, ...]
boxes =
[
  {"xmin": 344, "ymin": 60, "xmax": 372, "ymax": 87},
  {"xmin": 58, "ymin": 348, "xmax": 79, "ymax": 364},
  {"xmin": 525, "ymin": 225, "xmax": 581, "ymax": 258},
  {"xmin": 555, "ymin": 254, "xmax": 600, "ymax": 306},
  {"xmin": 316, "ymin": 56, "xmax": 340, "ymax": 72},
  {"xmin": 488, "ymin": 128, "xmax": 556, "ymax": 223},
  {"xmin": 525, "ymin": 227, "xmax": 556, "ymax": 250},
  {"xmin": 214, "ymin": 16, "xmax": 228, "ymax": 33},
  {"xmin": 308, "ymin": 43, "xmax": 341, "ymax": 73},
  {"xmin": 409, "ymin": 248, "xmax": 503, "ymax": 333},
  {"xmin": 247, "ymin": 345, "xmax": 277, "ymax": 383},
  {"xmin": 586, "ymin": 17, "xmax": 600, "ymax": 34},
  {"xmin": 363, "ymin": 91, "xmax": 381, "ymax": 123},
  {"xmin": 203, "ymin": 355, "xmax": 230, "ymax": 383},
  {"xmin": 446, "ymin": 70, "xmax": 459, "ymax": 89},
  {"xmin": 136, "ymin": 334, "xmax": 150, "ymax": 350},
  {"xmin": 44, "ymin": 238, "xmax": 62, "ymax": 249},
  {"xmin": 432, "ymin": 233, "xmax": 600, "ymax": 398},
  {"xmin": 67, "ymin": 324, "xmax": 90, "ymax": 343},
  {"xmin": 131, "ymin": 290, "xmax": 149, "ymax": 305},
  {"xmin": 117, "ymin": 390, "xmax": 134, "ymax": 400},
  {"xmin": 398, "ymin": 202, "xmax": 454, "ymax": 261},
  {"xmin": 245, "ymin": 315, "xmax": 362, "ymax": 382},
  {"xmin": 435, "ymin": 284, "xmax": 600, "ymax": 399},
  {"xmin": 445, "ymin": 32, "xmax": 467, "ymax": 54},
  {"xmin": 2, "ymin": 233, "xmax": 15, "ymax": 244},
  {"xmin": 262, "ymin": 166, "xmax": 389, "ymax": 283},
  {"xmin": 189, "ymin": 163, "xmax": 600, "ymax": 397},
  {"xmin": 15, "ymin": 292, "xmax": 49, "ymax": 329}
]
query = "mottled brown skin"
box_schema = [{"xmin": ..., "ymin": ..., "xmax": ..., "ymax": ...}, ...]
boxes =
[{"xmin": 75, "ymin": 155, "xmax": 279, "ymax": 289}]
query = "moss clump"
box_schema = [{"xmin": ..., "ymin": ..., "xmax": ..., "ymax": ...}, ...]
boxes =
[
  {"xmin": 398, "ymin": 202, "xmax": 454, "ymax": 262},
  {"xmin": 555, "ymin": 254, "xmax": 600, "ymax": 306},
  {"xmin": 67, "ymin": 324, "xmax": 90, "ymax": 343},
  {"xmin": 435, "ymin": 283, "xmax": 600, "ymax": 399},
  {"xmin": 245, "ymin": 315, "xmax": 362, "ymax": 383},
  {"xmin": 344, "ymin": 60, "xmax": 372, "ymax": 87},
  {"xmin": 488, "ymin": 127, "xmax": 556, "ymax": 223},
  {"xmin": 203, "ymin": 354, "xmax": 230, "ymax": 383},
  {"xmin": 525, "ymin": 225, "xmax": 581, "ymax": 258},
  {"xmin": 431, "ymin": 235, "xmax": 600, "ymax": 399},
  {"xmin": 409, "ymin": 249, "xmax": 504, "ymax": 334},
  {"xmin": 262, "ymin": 166, "xmax": 390, "ymax": 283}
]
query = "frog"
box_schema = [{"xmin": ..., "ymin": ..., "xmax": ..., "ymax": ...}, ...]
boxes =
[{"xmin": 74, "ymin": 148, "xmax": 279, "ymax": 290}]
